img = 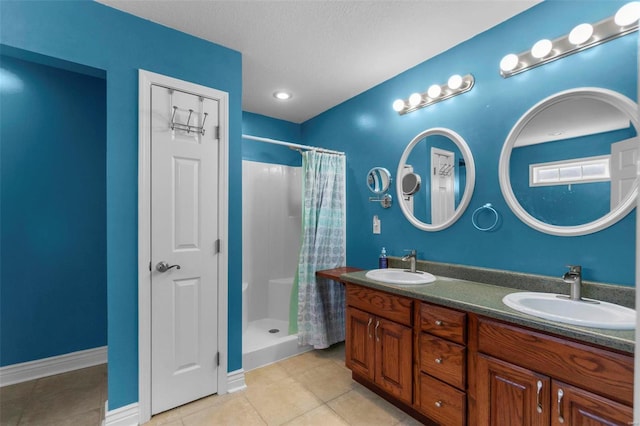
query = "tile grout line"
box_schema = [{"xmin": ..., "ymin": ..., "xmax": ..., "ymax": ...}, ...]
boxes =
[{"xmin": 239, "ymin": 393, "xmax": 269, "ymax": 426}]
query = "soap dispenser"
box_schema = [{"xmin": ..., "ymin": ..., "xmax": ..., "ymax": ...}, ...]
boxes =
[{"xmin": 379, "ymin": 247, "xmax": 388, "ymax": 269}]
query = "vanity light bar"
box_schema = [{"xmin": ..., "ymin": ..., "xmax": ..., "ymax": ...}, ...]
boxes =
[
  {"xmin": 500, "ymin": 2, "xmax": 639, "ymax": 78},
  {"xmin": 393, "ymin": 74, "xmax": 475, "ymax": 115}
]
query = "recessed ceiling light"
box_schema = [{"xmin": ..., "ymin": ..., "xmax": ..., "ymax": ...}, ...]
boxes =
[{"xmin": 273, "ymin": 91, "xmax": 292, "ymax": 100}]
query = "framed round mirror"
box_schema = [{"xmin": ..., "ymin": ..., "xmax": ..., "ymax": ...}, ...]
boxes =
[
  {"xmin": 396, "ymin": 127, "xmax": 476, "ymax": 231},
  {"xmin": 499, "ymin": 87, "xmax": 638, "ymax": 236},
  {"xmin": 367, "ymin": 167, "xmax": 392, "ymax": 194},
  {"xmin": 402, "ymin": 172, "xmax": 421, "ymax": 196}
]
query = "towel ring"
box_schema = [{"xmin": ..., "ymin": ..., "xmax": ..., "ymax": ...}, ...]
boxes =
[{"xmin": 472, "ymin": 203, "xmax": 499, "ymax": 232}]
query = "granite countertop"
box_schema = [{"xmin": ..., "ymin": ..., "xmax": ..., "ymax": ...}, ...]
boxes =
[{"xmin": 341, "ymin": 269, "xmax": 635, "ymax": 354}]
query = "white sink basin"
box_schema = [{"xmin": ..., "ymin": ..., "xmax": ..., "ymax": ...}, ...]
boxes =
[
  {"xmin": 502, "ymin": 292, "xmax": 636, "ymax": 330},
  {"xmin": 365, "ymin": 268, "xmax": 436, "ymax": 285}
]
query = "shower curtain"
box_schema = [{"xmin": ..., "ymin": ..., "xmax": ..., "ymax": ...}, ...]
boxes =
[{"xmin": 290, "ymin": 150, "xmax": 346, "ymax": 349}]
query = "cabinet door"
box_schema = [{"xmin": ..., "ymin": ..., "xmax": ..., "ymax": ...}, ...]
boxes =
[
  {"xmin": 552, "ymin": 380, "xmax": 632, "ymax": 426},
  {"xmin": 346, "ymin": 307, "xmax": 375, "ymax": 381},
  {"xmin": 374, "ymin": 317, "xmax": 413, "ymax": 404},
  {"xmin": 476, "ymin": 355, "xmax": 549, "ymax": 426}
]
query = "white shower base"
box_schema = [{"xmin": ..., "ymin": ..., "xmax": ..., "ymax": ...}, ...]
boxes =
[{"xmin": 242, "ymin": 318, "xmax": 312, "ymax": 371}]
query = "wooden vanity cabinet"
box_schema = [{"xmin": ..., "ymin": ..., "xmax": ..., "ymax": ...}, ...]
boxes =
[
  {"xmin": 476, "ymin": 354, "xmax": 550, "ymax": 426},
  {"xmin": 550, "ymin": 381, "xmax": 633, "ymax": 426},
  {"xmin": 342, "ymin": 278, "xmax": 634, "ymax": 426},
  {"xmin": 416, "ymin": 303, "xmax": 467, "ymax": 426},
  {"xmin": 345, "ymin": 284, "xmax": 413, "ymax": 404},
  {"xmin": 473, "ymin": 316, "xmax": 633, "ymax": 426}
]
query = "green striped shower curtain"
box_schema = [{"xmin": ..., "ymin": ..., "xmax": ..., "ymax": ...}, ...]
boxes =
[{"xmin": 289, "ymin": 150, "xmax": 346, "ymax": 349}]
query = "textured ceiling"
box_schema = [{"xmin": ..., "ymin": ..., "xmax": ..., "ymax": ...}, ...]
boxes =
[{"xmin": 97, "ymin": 0, "xmax": 540, "ymax": 123}]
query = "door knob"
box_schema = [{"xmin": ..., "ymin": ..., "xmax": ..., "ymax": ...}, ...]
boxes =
[{"xmin": 156, "ymin": 261, "xmax": 181, "ymax": 273}]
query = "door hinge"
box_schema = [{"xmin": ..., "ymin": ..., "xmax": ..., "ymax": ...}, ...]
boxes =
[
  {"xmin": 214, "ymin": 239, "xmax": 221, "ymax": 254},
  {"xmin": 215, "ymin": 126, "xmax": 220, "ymax": 140},
  {"xmin": 215, "ymin": 352, "xmax": 220, "ymax": 367}
]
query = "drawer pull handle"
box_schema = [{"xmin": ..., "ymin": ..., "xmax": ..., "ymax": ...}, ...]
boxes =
[
  {"xmin": 435, "ymin": 400, "xmax": 443, "ymax": 408},
  {"xmin": 367, "ymin": 317, "xmax": 373, "ymax": 339},
  {"xmin": 375, "ymin": 320, "xmax": 380, "ymax": 342},
  {"xmin": 435, "ymin": 320, "xmax": 443, "ymax": 326},
  {"xmin": 557, "ymin": 389, "xmax": 564, "ymax": 423},
  {"xmin": 435, "ymin": 357, "xmax": 443, "ymax": 364},
  {"xmin": 536, "ymin": 380, "xmax": 543, "ymax": 414}
]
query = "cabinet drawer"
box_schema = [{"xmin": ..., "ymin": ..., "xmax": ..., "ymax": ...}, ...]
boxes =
[
  {"xmin": 420, "ymin": 334, "xmax": 466, "ymax": 390},
  {"xmin": 418, "ymin": 373, "xmax": 466, "ymax": 426},
  {"xmin": 477, "ymin": 316, "xmax": 634, "ymax": 406},
  {"xmin": 346, "ymin": 284, "xmax": 412, "ymax": 326},
  {"xmin": 420, "ymin": 303, "xmax": 466, "ymax": 344}
]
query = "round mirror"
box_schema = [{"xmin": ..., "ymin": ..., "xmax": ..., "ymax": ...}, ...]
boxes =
[
  {"xmin": 396, "ymin": 128, "xmax": 476, "ymax": 231},
  {"xmin": 499, "ymin": 88, "xmax": 638, "ymax": 236},
  {"xmin": 402, "ymin": 172, "xmax": 421, "ymax": 196},
  {"xmin": 367, "ymin": 167, "xmax": 392, "ymax": 194}
]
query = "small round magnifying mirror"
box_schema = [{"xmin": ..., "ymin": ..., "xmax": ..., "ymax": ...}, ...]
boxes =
[
  {"xmin": 367, "ymin": 167, "xmax": 392, "ymax": 194},
  {"xmin": 402, "ymin": 172, "xmax": 421, "ymax": 196}
]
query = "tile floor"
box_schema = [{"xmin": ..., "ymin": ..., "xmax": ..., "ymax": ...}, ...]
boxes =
[
  {"xmin": 0, "ymin": 363, "xmax": 107, "ymax": 426},
  {"xmin": 1, "ymin": 343, "xmax": 423, "ymax": 426}
]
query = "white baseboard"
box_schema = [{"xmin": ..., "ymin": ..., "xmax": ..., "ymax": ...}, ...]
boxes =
[
  {"xmin": 227, "ymin": 369, "xmax": 246, "ymax": 393},
  {"xmin": 103, "ymin": 401, "xmax": 139, "ymax": 426},
  {"xmin": 100, "ymin": 369, "xmax": 244, "ymax": 426},
  {"xmin": 0, "ymin": 346, "xmax": 107, "ymax": 387}
]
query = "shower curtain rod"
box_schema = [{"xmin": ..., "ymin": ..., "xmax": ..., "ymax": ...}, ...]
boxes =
[{"xmin": 242, "ymin": 134, "xmax": 345, "ymax": 156}]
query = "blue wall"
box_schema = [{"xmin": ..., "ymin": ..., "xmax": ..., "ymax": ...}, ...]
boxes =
[
  {"xmin": 1, "ymin": 55, "xmax": 107, "ymax": 366},
  {"xmin": 302, "ymin": 1, "xmax": 637, "ymax": 286},
  {"xmin": 1, "ymin": 0, "xmax": 636, "ymax": 413},
  {"xmin": 242, "ymin": 111, "xmax": 302, "ymax": 166},
  {"xmin": 0, "ymin": 1, "xmax": 242, "ymax": 409}
]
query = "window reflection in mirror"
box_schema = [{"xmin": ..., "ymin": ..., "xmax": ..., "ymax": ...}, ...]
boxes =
[
  {"xmin": 509, "ymin": 97, "xmax": 638, "ymax": 227},
  {"xmin": 499, "ymin": 88, "xmax": 639, "ymax": 236}
]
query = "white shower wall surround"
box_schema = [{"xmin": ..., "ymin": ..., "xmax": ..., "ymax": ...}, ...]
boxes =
[
  {"xmin": 242, "ymin": 160, "xmax": 311, "ymax": 371},
  {"xmin": 242, "ymin": 160, "xmax": 301, "ymax": 322}
]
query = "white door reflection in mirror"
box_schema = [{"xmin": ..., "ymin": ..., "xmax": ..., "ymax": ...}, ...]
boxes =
[
  {"xmin": 611, "ymin": 138, "xmax": 638, "ymax": 209},
  {"xmin": 397, "ymin": 127, "xmax": 476, "ymax": 232},
  {"xmin": 431, "ymin": 147, "xmax": 455, "ymax": 225}
]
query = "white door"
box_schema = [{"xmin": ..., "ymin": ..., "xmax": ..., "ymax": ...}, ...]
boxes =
[
  {"xmin": 431, "ymin": 147, "xmax": 455, "ymax": 225},
  {"xmin": 150, "ymin": 85, "xmax": 220, "ymax": 414},
  {"xmin": 611, "ymin": 137, "xmax": 638, "ymax": 209}
]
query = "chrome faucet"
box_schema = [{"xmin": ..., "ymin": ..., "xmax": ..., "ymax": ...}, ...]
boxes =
[
  {"xmin": 562, "ymin": 265, "xmax": 582, "ymax": 301},
  {"xmin": 402, "ymin": 249, "xmax": 417, "ymax": 273}
]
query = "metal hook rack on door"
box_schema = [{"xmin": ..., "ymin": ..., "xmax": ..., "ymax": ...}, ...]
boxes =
[{"xmin": 171, "ymin": 106, "xmax": 208, "ymax": 135}]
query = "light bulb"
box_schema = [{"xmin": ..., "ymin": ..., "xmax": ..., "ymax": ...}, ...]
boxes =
[
  {"xmin": 408, "ymin": 93, "xmax": 422, "ymax": 107},
  {"xmin": 273, "ymin": 91, "xmax": 292, "ymax": 100},
  {"xmin": 447, "ymin": 74, "xmax": 463, "ymax": 90},
  {"xmin": 531, "ymin": 39, "xmax": 552, "ymax": 59},
  {"xmin": 568, "ymin": 23, "xmax": 594, "ymax": 45},
  {"xmin": 427, "ymin": 84, "xmax": 442, "ymax": 98},
  {"xmin": 392, "ymin": 99, "xmax": 406, "ymax": 112},
  {"xmin": 615, "ymin": 2, "xmax": 640, "ymax": 27},
  {"xmin": 500, "ymin": 54, "xmax": 519, "ymax": 72}
]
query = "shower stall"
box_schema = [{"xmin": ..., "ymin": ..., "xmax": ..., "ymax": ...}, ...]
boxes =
[{"xmin": 242, "ymin": 160, "xmax": 312, "ymax": 371}]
